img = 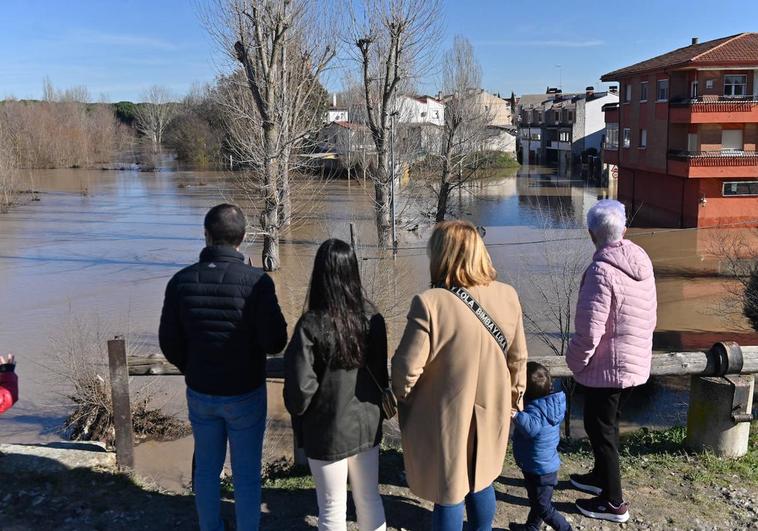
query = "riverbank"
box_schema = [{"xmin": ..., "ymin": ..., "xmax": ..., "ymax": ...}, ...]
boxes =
[{"xmin": 2, "ymin": 423, "xmax": 756, "ymax": 530}]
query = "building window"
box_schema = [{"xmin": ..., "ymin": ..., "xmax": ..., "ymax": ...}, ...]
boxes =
[
  {"xmin": 705, "ymin": 79, "xmax": 714, "ymax": 89},
  {"xmin": 656, "ymin": 79, "xmax": 669, "ymax": 101},
  {"xmin": 640, "ymin": 82, "xmax": 648, "ymax": 102},
  {"xmin": 606, "ymin": 123, "xmax": 619, "ymax": 150},
  {"xmin": 624, "ymin": 83, "xmax": 631, "ymax": 103},
  {"xmin": 639, "ymin": 129, "xmax": 647, "ymax": 149},
  {"xmin": 723, "ymin": 181, "xmax": 758, "ymax": 197},
  {"xmin": 568, "ymin": 111, "xmax": 574, "ymax": 122},
  {"xmin": 724, "ymin": 75, "xmax": 748, "ymax": 97},
  {"xmin": 722, "ymin": 129, "xmax": 744, "ymax": 151},
  {"xmin": 559, "ymin": 131, "xmax": 570, "ymax": 142},
  {"xmin": 623, "ymin": 128, "xmax": 631, "ymax": 148}
]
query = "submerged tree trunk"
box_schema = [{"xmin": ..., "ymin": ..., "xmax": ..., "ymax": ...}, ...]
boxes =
[
  {"xmin": 435, "ymin": 155, "xmax": 452, "ymax": 222},
  {"xmin": 374, "ymin": 179, "xmax": 391, "ymax": 248},
  {"xmin": 261, "ymin": 123, "xmax": 281, "ymax": 272},
  {"xmin": 279, "ymin": 153, "xmax": 292, "ymax": 229},
  {"xmin": 371, "ymin": 141, "xmax": 392, "ymax": 247}
]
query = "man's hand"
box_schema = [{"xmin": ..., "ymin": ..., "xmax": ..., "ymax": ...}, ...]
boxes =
[{"xmin": 0, "ymin": 354, "xmax": 14, "ymax": 365}]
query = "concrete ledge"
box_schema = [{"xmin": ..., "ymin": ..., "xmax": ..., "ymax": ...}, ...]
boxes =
[{"xmin": 0, "ymin": 442, "xmax": 116, "ymax": 473}]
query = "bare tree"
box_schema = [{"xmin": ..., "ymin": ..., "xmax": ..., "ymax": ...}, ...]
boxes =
[
  {"xmin": 204, "ymin": 0, "xmax": 335, "ymax": 271},
  {"xmin": 348, "ymin": 0, "xmax": 442, "ymax": 247},
  {"xmin": 429, "ymin": 36, "xmax": 493, "ymax": 222},
  {"xmin": 134, "ymin": 85, "xmax": 179, "ymax": 149},
  {"xmin": 509, "ymin": 201, "xmax": 593, "ymax": 438},
  {"xmin": 0, "ymin": 120, "xmax": 18, "ymax": 212},
  {"xmin": 706, "ymin": 228, "xmax": 758, "ymax": 331}
]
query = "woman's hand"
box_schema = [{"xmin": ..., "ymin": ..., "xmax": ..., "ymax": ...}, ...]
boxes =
[{"xmin": 0, "ymin": 354, "xmax": 15, "ymax": 366}]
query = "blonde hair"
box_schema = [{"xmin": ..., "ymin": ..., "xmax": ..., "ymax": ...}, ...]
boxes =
[{"xmin": 428, "ymin": 220, "xmax": 497, "ymax": 288}]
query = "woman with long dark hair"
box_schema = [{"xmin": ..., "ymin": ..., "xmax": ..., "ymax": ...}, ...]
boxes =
[{"xmin": 284, "ymin": 239, "xmax": 388, "ymax": 531}]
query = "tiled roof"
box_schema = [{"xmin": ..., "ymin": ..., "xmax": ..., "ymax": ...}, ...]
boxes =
[{"xmin": 601, "ymin": 33, "xmax": 758, "ymax": 80}]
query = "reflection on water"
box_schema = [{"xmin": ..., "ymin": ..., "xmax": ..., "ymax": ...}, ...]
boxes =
[{"xmin": 0, "ymin": 165, "xmax": 753, "ymax": 443}]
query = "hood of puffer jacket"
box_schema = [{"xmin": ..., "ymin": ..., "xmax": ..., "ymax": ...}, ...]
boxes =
[
  {"xmin": 594, "ymin": 239, "xmax": 654, "ymax": 282},
  {"xmin": 526, "ymin": 391, "xmax": 566, "ymax": 427}
]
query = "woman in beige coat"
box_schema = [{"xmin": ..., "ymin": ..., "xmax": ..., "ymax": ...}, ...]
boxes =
[{"xmin": 392, "ymin": 220, "xmax": 528, "ymax": 531}]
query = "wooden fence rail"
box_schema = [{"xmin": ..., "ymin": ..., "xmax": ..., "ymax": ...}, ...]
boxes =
[{"xmin": 127, "ymin": 344, "xmax": 758, "ymax": 379}]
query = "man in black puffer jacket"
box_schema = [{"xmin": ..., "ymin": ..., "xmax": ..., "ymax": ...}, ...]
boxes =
[{"xmin": 159, "ymin": 203, "xmax": 287, "ymax": 531}]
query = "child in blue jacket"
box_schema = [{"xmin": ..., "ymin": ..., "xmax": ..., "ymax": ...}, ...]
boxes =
[{"xmin": 512, "ymin": 362, "xmax": 572, "ymax": 531}]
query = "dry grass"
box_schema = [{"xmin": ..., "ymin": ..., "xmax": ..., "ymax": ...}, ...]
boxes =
[{"xmin": 48, "ymin": 314, "xmax": 189, "ymax": 447}]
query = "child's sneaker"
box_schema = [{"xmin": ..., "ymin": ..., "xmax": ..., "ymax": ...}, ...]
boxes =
[
  {"xmin": 575, "ymin": 497, "xmax": 629, "ymax": 523},
  {"xmin": 569, "ymin": 472, "xmax": 602, "ymax": 495}
]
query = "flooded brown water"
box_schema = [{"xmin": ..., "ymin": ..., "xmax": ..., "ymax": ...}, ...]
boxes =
[{"xmin": 0, "ymin": 165, "xmax": 754, "ymax": 452}]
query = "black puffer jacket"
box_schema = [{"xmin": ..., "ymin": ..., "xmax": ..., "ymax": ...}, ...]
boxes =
[
  {"xmin": 159, "ymin": 245, "xmax": 287, "ymax": 395},
  {"xmin": 284, "ymin": 310, "xmax": 388, "ymax": 461}
]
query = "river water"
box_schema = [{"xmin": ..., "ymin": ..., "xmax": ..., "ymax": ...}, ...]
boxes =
[{"xmin": 0, "ymin": 165, "xmax": 754, "ymax": 452}]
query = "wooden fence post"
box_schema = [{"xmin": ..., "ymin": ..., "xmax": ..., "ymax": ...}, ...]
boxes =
[{"xmin": 108, "ymin": 336, "xmax": 134, "ymax": 470}]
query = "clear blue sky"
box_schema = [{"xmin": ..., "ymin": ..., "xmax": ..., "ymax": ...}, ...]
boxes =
[{"xmin": 0, "ymin": 0, "xmax": 754, "ymax": 102}]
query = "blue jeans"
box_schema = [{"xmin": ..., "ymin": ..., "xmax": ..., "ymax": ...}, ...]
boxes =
[
  {"xmin": 432, "ymin": 484, "xmax": 496, "ymax": 531},
  {"xmin": 523, "ymin": 472, "xmax": 571, "ymax": 531},
  {"xmin": 187, "ymin": 385, "xmax": 267, "ymax": 531}
]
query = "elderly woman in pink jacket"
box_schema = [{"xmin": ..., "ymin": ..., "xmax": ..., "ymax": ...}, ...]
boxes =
[{"xmin": 566, "ymin": 199, "xmax": 657, "ymax": 525}]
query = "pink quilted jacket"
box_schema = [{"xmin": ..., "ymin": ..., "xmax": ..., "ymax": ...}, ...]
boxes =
[{"xmin": 566, "ymin": 240, "xmax": 657, "ymax": 388}]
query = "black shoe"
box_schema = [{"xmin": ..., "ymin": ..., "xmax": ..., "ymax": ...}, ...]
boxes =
[
  {"xmin": 569, "ymin": 472, "xmax": 602, "ymax": 495},
  {"xmin": 575, "ymin": 497, "xmax": 629, "ymax": 523}
]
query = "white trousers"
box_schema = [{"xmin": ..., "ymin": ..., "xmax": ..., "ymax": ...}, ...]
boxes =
[{"xmin": 308, "ymin": 445, "xmax": 387, "ymax": 531}]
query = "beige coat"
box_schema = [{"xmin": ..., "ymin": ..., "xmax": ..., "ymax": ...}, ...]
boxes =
[{"xmin": 391, "ymin": 282, "xmax": 528, "ymax": 505}]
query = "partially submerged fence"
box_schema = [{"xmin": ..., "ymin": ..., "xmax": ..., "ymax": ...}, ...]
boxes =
[{"xmin": 108, "ymin": 338, "xmax": 757, "ymax": 469}]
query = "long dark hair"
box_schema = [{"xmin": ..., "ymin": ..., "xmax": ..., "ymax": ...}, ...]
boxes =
[{"xmin": 308, "ymin": 239, "xmax": 367, "ymax": 369}]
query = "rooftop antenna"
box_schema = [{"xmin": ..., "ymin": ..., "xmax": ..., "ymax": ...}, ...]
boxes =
[{"xmin": 555, "ymin": 64, "xmax": 562, "ymax": 90}]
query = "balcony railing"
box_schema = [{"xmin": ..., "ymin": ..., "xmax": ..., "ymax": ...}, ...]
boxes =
[
  {"xmin": 668, "ymin": 150, "xmax": 758, "ymax": 166},
  {"xmin": 669, "ymin": 95, "xmax": 758, "ymax": 112}
]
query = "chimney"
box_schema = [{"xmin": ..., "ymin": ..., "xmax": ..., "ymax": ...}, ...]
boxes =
[
  {"xmin": 332, "ymin": 93, "xmax": 337, "ymax": 107},
  {"xmin": 691, "ymin": 37, "xmax": 699, "ymax": 45},
  {"xmin": 585, "ymin": 86, "xmax": 595, "ymax": 98},
  {"xmin": 609, "ymin": 86, "xmax": 618, "ymax": 95}
]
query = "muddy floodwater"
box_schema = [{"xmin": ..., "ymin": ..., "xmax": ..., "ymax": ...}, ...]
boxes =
[{"xmin": 0, "ymin": 165, "xmax": 754, "ymax": 456}]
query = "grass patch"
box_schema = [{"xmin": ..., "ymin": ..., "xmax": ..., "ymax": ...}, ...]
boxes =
[
  {"xmin": 473, "ymin": 150, "xmax": 520, "ymax": 169},
  {"xmin": 561, "ymin": 422, "xmax": 758, "ymax": 488}
]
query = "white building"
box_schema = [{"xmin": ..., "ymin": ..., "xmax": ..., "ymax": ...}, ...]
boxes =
[
  {"xmin": 326, "ymin": 108, "xmax": 348, "ymax": 123},
  {"xmin": 396, "ymin": 95, "xmax": 445, "ymax": 126}
]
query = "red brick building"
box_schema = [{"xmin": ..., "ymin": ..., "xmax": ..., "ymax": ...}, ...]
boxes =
[{"xmin": 602, "ymin": 33, "xmax": 758, "ymax": 228}]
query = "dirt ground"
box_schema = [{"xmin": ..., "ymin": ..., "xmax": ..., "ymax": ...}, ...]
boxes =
[{"xmin": 2, "ymin": 424, "xmax": 756, "ymax": 531}]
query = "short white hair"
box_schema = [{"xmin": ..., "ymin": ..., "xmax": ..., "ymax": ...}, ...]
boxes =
[{"xmin": 587, "ymin": 199, "xmax": 627, "ymax": 245}]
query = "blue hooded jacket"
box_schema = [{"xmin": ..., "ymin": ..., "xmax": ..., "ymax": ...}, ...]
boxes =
[{"xmin": 512, "ymin": 391, "xmax": 566, "ymax": 475}]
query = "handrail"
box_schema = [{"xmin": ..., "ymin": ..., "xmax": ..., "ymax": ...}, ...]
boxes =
[
  {"xmin": 127, "ymin": 344, "xmax": 758, "ymax": 379},
  {"xmin": 670, "ymin": 95, "xmax": 758, "ymax": 106}
]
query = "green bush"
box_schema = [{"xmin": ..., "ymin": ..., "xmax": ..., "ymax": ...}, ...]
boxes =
[
  {"xmin": 471, "ymin": 150, "xmax": 520, "ymax": 169},
  {"xmin": 113, "ymin": 101, "xmax": 137, "ymax": 126}
]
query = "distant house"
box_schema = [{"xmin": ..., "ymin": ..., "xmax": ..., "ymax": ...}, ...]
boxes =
[
  {"xmin": 516, "ymin": 87, "xmax": 619, "ymax": 170},
  {"xmin": 325, "ymin": 93, "xmax": 349, "ymax": 123},
  {"xmin": 473, "ymin": 90, "xmax": 513, "ymax": 127},
  {"xmin": 326, "ymin": 108, "xmax": 349, "ymax": 123},
  {"xmin": 396, "ymin": 95, "xmax": 445, "ymax": 126},
  {"xmin": 482, "ymin": 125, "xmax": 517, "ymax": 154},
  {"xmin": 318, "ymin": 121, "xmax": 373, "ymax": 158}
]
